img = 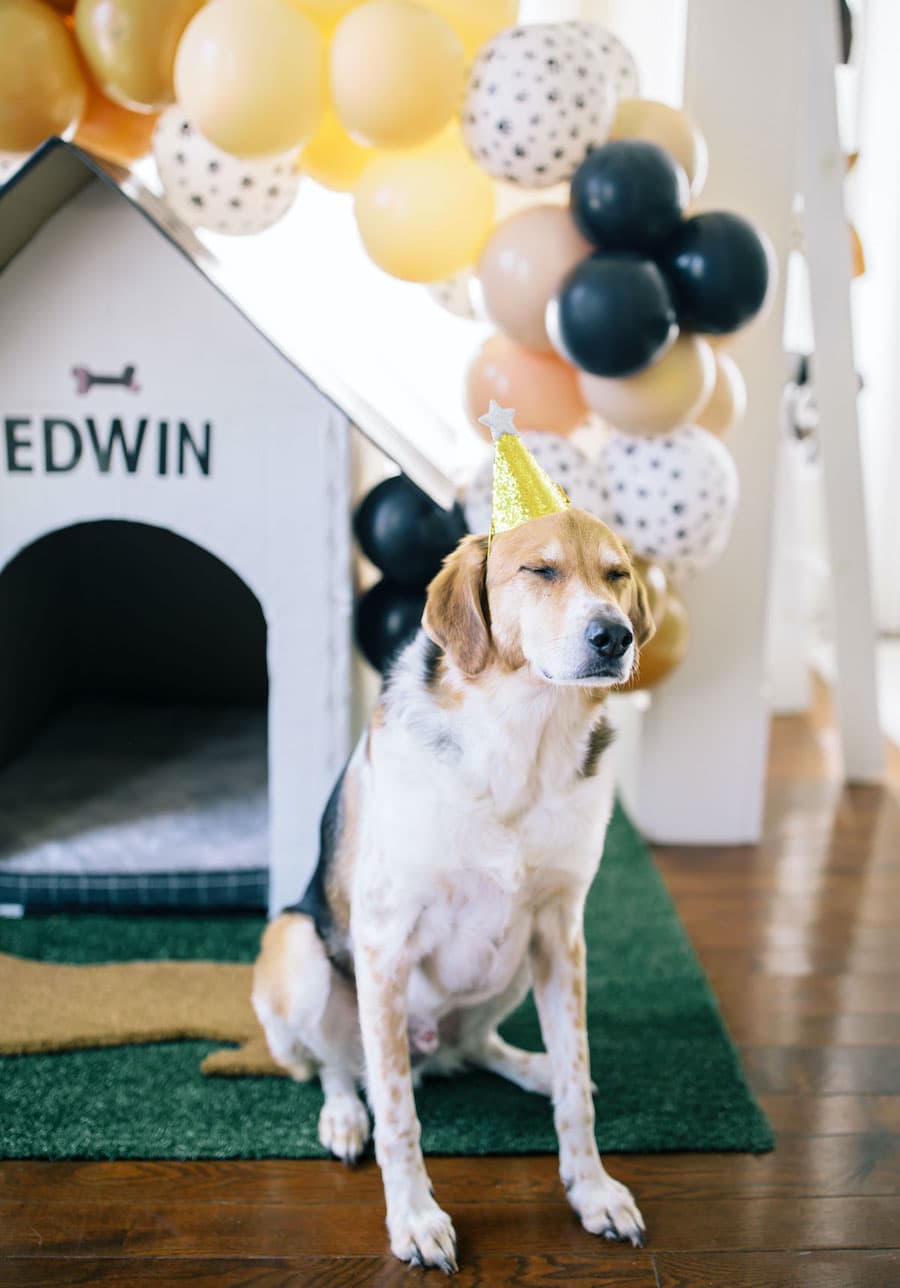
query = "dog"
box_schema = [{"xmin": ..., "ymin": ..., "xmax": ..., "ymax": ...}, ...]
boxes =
[{"xmin": 253, "ymin": 507, "xmax": 654, "ymax": 1271}]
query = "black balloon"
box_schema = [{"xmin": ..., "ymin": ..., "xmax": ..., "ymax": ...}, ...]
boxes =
[
  {"xmin": 355, "ymin": 579, "xmax": 426, "ymax": 675},
  {"xmin": 353, "ymin": 475, "xmax": 467, "ymax": 587},
  {"xmin": 659, "ymin": 211, "xmax": 771, "ymax": 335},
  {"xmin": 570, "ymin": 140, "xmax": 688, "ymax": 253},
  {"xmin": 553, "ymin": 252, "xmax": 677, "ymax": 378}
]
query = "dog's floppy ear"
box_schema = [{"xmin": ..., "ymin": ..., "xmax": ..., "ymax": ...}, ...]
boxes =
[
  {"xmin": 423, "ymin": 535, "xmax": 491, "ymax": 676},
  {"xmin": 629, "ymin": 564, "xmax": 656, "ymax": 648}
]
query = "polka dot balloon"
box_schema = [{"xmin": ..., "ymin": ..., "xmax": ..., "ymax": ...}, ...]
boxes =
[
  {"xmin": 0, "ymin": 151, "xmax": 27, "ymax": 186},
  {"xmin": 567, "ymin": 21, "xmax": 640, "ymax": 99},
  {"xmin": 594, "ymin": 426, "xmax": 739, "ymax": 580},
  {"xmin": 461, "ymin": 22, "xmax": 618, "ymax": 188},
  {"xmin": 152, "ymin": 108, "xmax": 300, "ymax": 237},
  {"xmin": 426, "ymin": 268, "xmax": 479, "ymax": 320},
  {"xmin": 463, "ymin": 431, "xmax": 604, "ymax": 535}
]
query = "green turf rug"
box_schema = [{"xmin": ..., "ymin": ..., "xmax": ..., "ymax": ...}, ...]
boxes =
[{"xmin": 0, "ymin": 806, "xmax": 773, "ymax": 1159}]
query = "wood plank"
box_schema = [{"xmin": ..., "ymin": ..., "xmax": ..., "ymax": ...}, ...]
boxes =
[
  {"xmin": 0, "ymin": 1254, "xmax": 657, "ymax": 1287},
  {"xmin": 718, "ymin": 1012, "xmax": 900, "ymax": 1048},
  {"xmin": 655, "ymin": 1250, "xmax": 900, "ymax": 1288},
  {"xmin": 758, "ymin": 1095, "xmax": 900, "ymax": 1136},
  {"xmin": 741, "ymin": 1047, "xmax": 900, "ymax": 1095}
]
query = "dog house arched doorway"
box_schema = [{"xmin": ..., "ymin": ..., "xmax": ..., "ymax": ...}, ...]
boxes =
[{"xmin": 0, "ymin": 520, "xmax": 270, "ymax": 910}]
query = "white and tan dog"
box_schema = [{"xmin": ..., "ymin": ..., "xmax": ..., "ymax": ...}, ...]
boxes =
[{"xmin": 253, "ymin": 507, "xmax": 654, "ymax": 1272}]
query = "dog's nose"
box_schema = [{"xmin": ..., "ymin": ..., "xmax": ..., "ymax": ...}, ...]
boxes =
[{"xmin": 586, "ymin": 619, "xmax": 633, "ymax": 659}]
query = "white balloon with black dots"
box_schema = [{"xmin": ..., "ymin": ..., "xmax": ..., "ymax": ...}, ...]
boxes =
[
  {"xmin": 461, "ymin": 22, "xmax": 618, "ymax": 188},
  {"xmin": 152, "ymin": 108, "xmax": 300, "ymax": 237},
  {"xmin": 594, "ymin": 426, "xmax": 739, "ymax": 580},
  {"xmin": 565, "ymin": 22, "xmax": 641, "ymax": 99},
  {"xmin": 426, "ymin": 269, "xmax": 480, "ymax": 320},
  {"xmin": 463, "ymin": 431, "xmax": 605, "ymax": 535}
]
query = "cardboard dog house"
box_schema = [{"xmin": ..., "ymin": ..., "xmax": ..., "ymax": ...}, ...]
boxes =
[{"xmin": 0, "ymin": 140, "xmax": 456, "ymax": 917}]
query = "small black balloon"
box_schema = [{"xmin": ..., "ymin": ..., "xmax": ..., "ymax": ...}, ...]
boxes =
[
  {"xmin": 554, "ymin": 252, "xmax": 677, "ymax": 378},
  {"xmin": 659, "ymin": 211, "xmax": 771, "ymax": 335},
  {"xmin": 353, "ymin": 475, "xmax": 468, "ymax": 587},
  {"xmin": 355, "ymin": 579, "xmax": 426, "ymax": 675},
  {"xmin": 570, "ymin": 140, "xmax": 688, "ymax": 253}
]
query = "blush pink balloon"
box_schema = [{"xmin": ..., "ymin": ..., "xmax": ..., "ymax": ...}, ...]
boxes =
[
  {"xmin": 478, "ymin": 205, "xmax": 592, "ymax": 352},
  {"xmin": 466, "ymin": 334, "xmax": 589, "ymax": 437}
]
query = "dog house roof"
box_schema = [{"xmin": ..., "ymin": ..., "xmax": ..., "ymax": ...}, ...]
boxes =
[{"xmin": 0, "ymin": 138, "xmax": 457, "ymax": 509}]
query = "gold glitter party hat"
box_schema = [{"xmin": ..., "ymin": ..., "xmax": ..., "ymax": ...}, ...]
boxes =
[{"xmin": 479, "ymin": 401, "xmax": 570, "ymax": 546}]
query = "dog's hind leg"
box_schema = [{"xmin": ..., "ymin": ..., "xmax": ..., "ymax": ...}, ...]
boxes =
[
  {"xmin": 468, "ymin": 1030, "xmax": 554, "ymax": 1097},
  {"xmin": 253, "ymin": 913, "xmax": 370, "ymax": 1161}
]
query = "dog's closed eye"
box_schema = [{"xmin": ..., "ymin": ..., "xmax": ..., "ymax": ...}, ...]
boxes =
[
  {"xmin": 520, "ymin": 565, "xmax": 559, "ymax": 581},
  {"xmin": 606, "ymin": 568, "xmax": 630, "ymax": 583}
]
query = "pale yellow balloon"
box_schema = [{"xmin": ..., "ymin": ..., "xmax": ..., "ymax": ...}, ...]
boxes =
[
  {"xmin": 331, "ymin": 0, "xmax": 464, "ymax": 149},
  {"xmin": 478, "ymin": 205, "xmax": 592, "ymax": 352},
  {"xmin": 354, "ymin": 130, "xmax": 495, "ymax": 281},
  {"xmin": 578, "ymin": 335, "xmax": 716, "ymax": 435},
  {"xmin": 611, "ymin": 98, "xmax": 708, "ymax": 198},
  {"xmin": 292, "ymin": 0, "xmax": 357, "ymax": 34},
  {"xmin": 419, "ymin": 0, "xmax": 519, "ymax": 59},
  {"xmin": 695, "ymin": 353, "xmax": 747, "ymax": 436},
  {"xmin": 298, "ymin": 106, "xmax": 374, "ymax": 190},
  {"xmin": 0, "ymin": 0, "xmax": 86, "ymax": 152},
  {"xmin": 174, "ymin": 0, "xmax": 324, "ymax": 158}
]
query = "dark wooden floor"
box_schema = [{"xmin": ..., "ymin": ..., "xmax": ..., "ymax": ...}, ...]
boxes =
[{"xmin": 3, "ymin": 685, "xmax": 900, "ymax": 1286}]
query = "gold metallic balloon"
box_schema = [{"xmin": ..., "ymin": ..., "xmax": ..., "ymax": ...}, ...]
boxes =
[
  {"xmin": 695, "ymin": 353, "xmax": 747, "ymax": 437},
  {"xmin": 478, "ymin": 205, "xmax": 592, "ymax": 353},
  {"xmin": 74, "ymin": 0, "xmax": 204, "ymax": 113},
  {"xmin": 578, "ymin": 336, "xmax": 716, "ymax": 436},
  {"xmin": 0, "ymin": 0, "xmax": 86, "ymax": 152},
  {"xmin": 611, "ymin": 98, "xmax": 708, "ymax": 198},
  {"xmin": 467, "ymin": 335, "xmax": 589, "ymax": 436},
  {"xmin": 74, "ymin": 79, "xmax": 158, "ymax": 165},
  {"xmin": 354, "ymin": 129, "xmax": 495, "ymax": 281},
  {"xmin": 632, "ymin": 556, "xmax": 668, "ymax": 625},
  {"xmin": 175, "ymin": 0, "xmax": 324, "ymax": 158},
  {"xmin": 298, "ymin": 106, "xmax": 373, "ymax": 191},
  {"xmin": 419, "ymin": 0, "xmax": 519, "ymax": 59},
  {"xmin": 621, "ymin": 587, "xmax": 689, "ymax": 691},
  {"xmin": 330, "ymin": 0, "xmax": 464, "ymax": 149}
]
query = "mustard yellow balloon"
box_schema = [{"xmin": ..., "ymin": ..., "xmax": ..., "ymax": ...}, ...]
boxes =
[
  {"xmin": 299, "ymin": 106, "xmax": 373, "ymax": 191},
  {"xmin": 331, "ymin": 0, "xmax": 464, "ymax": 149},
  {"xmin": 578, "ymin": 336, "xmax": 716, "ymax": 435},
  {"xmin": 75, "ymin": 0, "xmax": 205, "ymax": 113},
  {"xmin": 354, "ymin": 130, "xmax": 495, "ymax": 281},
  {"xmin": 695, "ymin": 353, "xmax": 747, "ymax": 436},
  {"xmin": 611, "ymin": 98, "xmax": 709, "ymax": 198},
  {"xmin": 0, "ymin": 0, "xmax": 86, "ymax": 152},
  {"xmin": 420, "ymin": 0, "xmax": 518, "ymax": 59},
  {"xmin": 175, "ymin": 0, "xmax": 324, "ymax": 158}
]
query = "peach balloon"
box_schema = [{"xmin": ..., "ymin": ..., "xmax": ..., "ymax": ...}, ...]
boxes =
[
  {"xmin": 74, "ymin": 81, "xmax": 158, "ymax": 165},
  {"xmin": 467, "ymin": 335, "xmax": 588, "ymax": 437},
  {"xmin": 174, "ymin": 0, "xmax": 324, "ymax": 158},
  {"xmin": 0, "ymin": 0, "xmax": 86, "ymax": 152},
  {"xmin": 578, "ymin": 335, "xmax": 716, "ymax": 436},
  {"xmin": 330, "ymin": 0, "xmax": 464, "ymax": 149},
  {"xmin": 695, "ymin": 353, "xmax": 747, "ymax": 437},
  {"xmin": 299, "ymin": 106, "xmax": 373, "ymax": 191},
  {"xmin": 621, "ymin": 588, "xmax": 689, "ymax": 691},
  {"xmin": 478, "ymin": 205, "xmax": 592, "ymax": 353},
  {"xmin": 420, "ymin": 0, "xmax": 519, "ymax": 59},
  {"xmin": 354, "ymin": 129, "xmax": 495, "ymax": 282},
  {"xmin": 611, "ymin": 98, "xmax": 708, "ymax": 197}
]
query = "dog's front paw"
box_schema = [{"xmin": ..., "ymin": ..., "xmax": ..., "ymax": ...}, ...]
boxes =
[
  {"xmin": 318, "ymin": 1094, "xmax": 370, "ymax": 1163},
  {"xmin": 389, "ymin": 1198, "xmax": 458, "ymax": 1274},
  {"xmin": 569, "ymin": 1175, "xmax": 645, "ymax": 1247}
]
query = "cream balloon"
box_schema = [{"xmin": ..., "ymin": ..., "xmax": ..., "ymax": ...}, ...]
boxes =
[
  {"xmin": 478, "ymin": 206, "xmax": 592, "ymax": 353},
  {"xmin": 354, "ymin": 130, "xmax": 495, "ymax": 282},
  {"xmin": 695, "ymin": 353, "xmax": 747, "ymax": 436},
  {"xmin": 610, "ymin": 98, "xmax": 708, "ymax": 198},
  {"xmin": 330, "ymin": 0, "xmax": 464, "ymax": 149},
  {"xmin": 0, "ymin": 0, "xmax": 86, "ymax": 152},
  {"xmin": 578, "ymin": 336, "xmax": 716, "ymax": 436},
  {"xmin": 174, "ymin": 0, "xmax": 324, "ymax": 158},
  {"xmin": 420, "ymin": 0, "xmax": 518, "ymax": 59}
]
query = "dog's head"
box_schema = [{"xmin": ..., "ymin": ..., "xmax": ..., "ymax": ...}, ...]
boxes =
[{"xmin": 423, "ymin": 509, "xmax": 655, "ymax": 686}]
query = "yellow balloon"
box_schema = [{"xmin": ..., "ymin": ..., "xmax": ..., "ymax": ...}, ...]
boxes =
[
  {"xmin": 0, "ymin": 0, "xmax": 86, "ymax": 152},
  {"xmin": 74, "ymin": 0, "xmax": 205, "ymax": 113},
  {"xmin": 330, "ymin": 0, "xmax": 464, "ymax": 149},
  {"xmin": 579, "ymin": 336, "xmax": 716, "ymax": 435},
  {"xmin": 354, "ymin": 130, "xmax": 495, "ymax": 281},
  {"xmin": 292, "ymin": 0, "xmax": 357, "ymax": 34},
  {"xmin": 695, "ymin": 353, "xmax": 747, "ymax": 436},
  {"xmin": 611, "ymin": 98, "xmax": 708, "ymax": 198},
  {"xmin": 175, "ymin": 0, "xmax": 324, "ymax": 158},
  {"xmin": 419, "ymin": 0, "xmax": 518, "ymax": 59},
  {"xmin": 299, "ymin": 106, "xmax": 373, "ymax": 191}
]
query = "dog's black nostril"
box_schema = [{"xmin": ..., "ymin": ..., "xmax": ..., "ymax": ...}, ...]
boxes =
[{"xmin": 586, "ymin": 620, "xmax": 633, "ymax": 659}]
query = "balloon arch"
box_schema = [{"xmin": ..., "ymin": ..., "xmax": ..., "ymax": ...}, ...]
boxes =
[{"xmin": 0, "ymin": 0, "xmax": 774, "ymax": 687}]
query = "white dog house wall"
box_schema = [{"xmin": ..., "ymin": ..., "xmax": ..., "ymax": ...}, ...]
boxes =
[{"xmin": 0, "ymin": 140, "xmax": 455, "ymax": 918}]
